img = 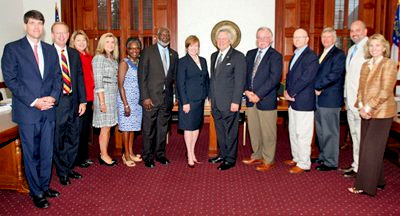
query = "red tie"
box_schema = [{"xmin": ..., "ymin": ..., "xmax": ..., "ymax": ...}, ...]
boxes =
[
  {"xmin": 61, "ymin": 49, "xmax": 72, "ymax": 94},
  {"xmin": 33, "ymin": 44, "xmax": 39, "ymax": 65}
]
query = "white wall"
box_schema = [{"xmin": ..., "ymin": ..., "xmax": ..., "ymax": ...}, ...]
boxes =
[
  {"xmin": 177, "ymin": 0, "xmax": 275, "ymax": 64},
  {"xmin": 0, "ymin": 0, "xmax": 61, "ymax": 81}
]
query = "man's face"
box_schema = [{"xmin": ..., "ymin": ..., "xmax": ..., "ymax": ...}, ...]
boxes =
[
  {"xmin": 52, "ymin": 24, "xmax": 69, "ymax": 47},
  {"xmin": 216, "ymin": 31, "xmax": 231, "ymax": 51},
  {"xmin": 158, "ymin": 30, "xmax": 170, "ymax": 44},
  {"xmin": 25, "ymin": 18, "xmax": 44, "ymax": 40},
  {"xmin": 293, "ymin": 29, "xmax": 309, "ymax": 49},
  {"xmin": 350, "ymin": 21, "xmax": 367, "ymax": 44},
  {"xmin": 321, "ymin": 32, "xmax": 335, "ymax": 48},
  {"xmin": 256, "ymin": 30, "xmax": 272, "ymax": 49}
]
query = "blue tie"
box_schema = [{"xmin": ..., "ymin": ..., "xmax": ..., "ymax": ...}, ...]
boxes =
[{"xmin": 348, "ymin": 45, "xmax": 358, "ymax": 65}]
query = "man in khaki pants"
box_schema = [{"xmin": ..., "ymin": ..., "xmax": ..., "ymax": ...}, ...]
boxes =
[{"xmin": 242, "ymin": 27, "xmax": 283, "ymax": 171}]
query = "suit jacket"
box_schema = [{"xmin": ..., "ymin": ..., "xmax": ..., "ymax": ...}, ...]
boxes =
[
  {"xmin": 176, "ymin": 54, "xmax": 209, "ymax": 105},
  {"xmin": 245, "ymin": 47, "xmax": 282, "ymax": 110},
  {"xmin": 57, "ymin": 47, "xmax": 87, "ymax": 114},
  {"xmin": 286, "ymin": 46, "xmax": 319, "ymax": 111},
  {"xmin": 209, "ymin": 47, "xmax": 246, "ymax": 111},
  {"xmin": 314, "ymin": 46, "xmax": 346, "ymax": 108},
  {"xmin": 1, "ymin": 37, "xmax": 62, "ymax": 124},
  {"xmin": 355, "ymin": 57, "xmax": 397, "ymax": 118},
  {"xmin": 138, "ymin": 43, "xmax": 178, "ymax": 109}
]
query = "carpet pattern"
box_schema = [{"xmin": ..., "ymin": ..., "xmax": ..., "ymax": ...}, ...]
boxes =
[{"xmin": 1, "ymin": 123, "xmax": 400, "ymax": 215}]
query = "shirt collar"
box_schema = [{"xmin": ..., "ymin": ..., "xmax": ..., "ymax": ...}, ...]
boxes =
[
  {"xmin": 219, "ymin": 46, "xmax": 231, "ymax": 57},
  {"xmin": 157, "ymin": 42, "xmax": 168, "ymax": 50},
  {"xmin": 54, "ymin": 44, "xmax": 67, "ymax": 53},
  {"xmin": 258, "ymin": 46, "xmax": 270, "ymax": 54},
  {"xmin": 323, "ymin": 44, "xmax": 334, "ymax": 53},
  {"xmin": 294, "ymin": 45, "xmax": 308, "ymax": 55},
  {"xmin": 26, "ymin": 36, "xmax": 41, "ymax": 48}
]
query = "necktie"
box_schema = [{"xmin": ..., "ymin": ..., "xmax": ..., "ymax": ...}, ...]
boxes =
[
  {"xmin": 319, "ymin": 50, "xmax": 327, "ymax": 63},
  {"xmin": 33, "ymin": 44, "xmax": 39, "ymax": 65},
  {"xmin": 348, "ymin": 45, "xmax": 358, "ymax": 65},
  {"xmin": 61, "ymin": 49, "xmax": 72, "ymax": 94},
  {"xmin": 161, "ymin": 48, "xmax": 168, "ymax": 76},
  {"xmin": 215, "ymin": 53, "xmax": 223, "ymax": 69},
  {"xmin": 251, "ymin": 50, "xmax": 263, "ymax": 88}
]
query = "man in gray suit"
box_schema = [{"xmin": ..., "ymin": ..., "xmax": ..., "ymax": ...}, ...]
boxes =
[
  {"xmin": 208, "ymin": 28, "xmax": 246, "ymax": 170},
  {"xmin": 138, "ymin": 27, "xmax": 178, "ymax": 168}
]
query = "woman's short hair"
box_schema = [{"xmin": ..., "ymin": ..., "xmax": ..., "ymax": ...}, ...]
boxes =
[
  {"xmin": 69, "ymin": 30, "xmax": 90, "ymax": 52},
  {"xmin": 96, "ymin": 32, "xmax": 119, "ymax": 60},
  {"xmin": 185, "ymin": 35, "xmax": 200, "ymax": 49},
  {"xmin": 364, "ymin": 33, "xmax": 390, "ymax": 59},
  {"xmin": 126, "ymin": 37, "xmax": 142, "ymax": 50}
]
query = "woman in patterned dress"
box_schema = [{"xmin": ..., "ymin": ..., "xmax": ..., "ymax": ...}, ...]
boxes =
[
  {"xmin": 117, "ymin": 37, "xmax": 143, "ymax": 167},
  {"xmin": 92, "ymin": 33, "xmax": 119, "ymax": 166}
]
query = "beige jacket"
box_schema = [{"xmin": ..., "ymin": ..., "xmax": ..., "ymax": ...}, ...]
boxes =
[{"xmin": 355, "ymin": 57, "xmax": 398, "ymax": 119}]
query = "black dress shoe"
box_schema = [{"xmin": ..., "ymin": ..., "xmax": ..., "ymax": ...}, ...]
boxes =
[
  {"xmin": 144, "ymin": 160, "xmax": 155, "ymax": 168},
  {"xmin": 79, "ymin": 161, "xmax": 92, "ymax": 168},
  {"xmin": 68, "ymin": 170, "xmax": 82, "ymax": 179},
  {"xmin": 155, "ymin": 157, "xmax": 170, "ymax": 165},
  {"xmin": 315, "ymin": 164, "xmax": 337, "ymax": 171},
  {"xmin": 311, "ymin": 158, "xmax": 323, "ymax": 164},
  {"xmin": 31, "ymin": 194, "xmax": 49, "ymax": 208},
  {"xmin": 208, "ymin": 156, "xmax": 224, "ymax": 164},
  {"xmin": 343, "ymin": 170, "xmax": 357, "ymax": 178},
  {"xmin": 59, "ymin": 176, "xmax": 71, "ymax": 185},
  {"xmin": 85, "ymin": 159, "xmax": 94, "ymax": 165},
  {"xmin": 98, "ymin": 155, "xmax": 117, "ymax": 166},
  {"xmin": 217, "ymin": 161, "xmax": 235, "ymax": 170},
  {"xmin": 377, "ymin": 185, "xmax": 385, "ymax": 190},
  {"xmin": 44, "ymin": 188, "xmax": 60, "ymax": 198}
]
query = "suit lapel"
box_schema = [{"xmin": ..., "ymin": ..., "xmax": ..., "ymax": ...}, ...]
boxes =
[
  {"xmin": 186, "ymin": 54, "xmax": 201, "ymax": 73},
  {"xmin": 216, "ymin": 47, "xmax": 233, "ymax": 76},
  {"xmin": 255, "ymin": 48, "xmax": 272, "ymax": 76},
  {"xmin": 22, "ymin": 37, "xmax": 42, "ymax": 80},
  {"xmin": 319, "ymin": 46, "xmax": 336, "ymax": 65},
  {"xmin": 290, "ymin": 47, "xmax": 309, "ymax": 72},
  {"xmin": 154, "ymin": 45, "xmax": 166, "ymax": 78}
]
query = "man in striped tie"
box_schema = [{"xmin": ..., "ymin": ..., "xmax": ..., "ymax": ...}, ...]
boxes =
[{"xmin": 51, "ymin": 22, "xmax": 87, "ymax": 186}]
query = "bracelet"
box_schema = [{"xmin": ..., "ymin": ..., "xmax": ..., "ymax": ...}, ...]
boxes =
[{"xmin": 124, "ymin": 105, "xmax": 129, "ymax": 108}]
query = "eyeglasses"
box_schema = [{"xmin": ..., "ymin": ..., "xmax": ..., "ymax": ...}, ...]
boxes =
[{"xmin": 293, "ymin": 36, "xmax": 307, "ymax": 39}]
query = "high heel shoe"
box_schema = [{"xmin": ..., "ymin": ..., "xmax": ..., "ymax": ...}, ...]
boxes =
[
  {"xmin": 98, "ymin": 155, "xmax": 117, "ymax": 166},
  {"xmin": 130, "ymin": 154, "xmax": 142, "ymax": 162},
  {"xmin": 122, "ymin": 154, "xmax": 136, "ymax": 167},
  {"xmin": 193, "ymin": 160, "xmax": 202, "ymax": 164},
  {"xmin": 188, "ymin": 163, "xmax": 195, "ymax": 168},
  {"xmin": 347, "ymin": 187, "xmax": 365, "ymax": 194}
]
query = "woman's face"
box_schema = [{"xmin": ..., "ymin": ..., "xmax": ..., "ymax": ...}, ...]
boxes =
[
  {"xmin": 104, "ymin": 37, "xmax": 115, "ymax": 54},
  {"xmin": 127, "ymin": 41, "xmax": 140, "ymax": 59},
  {"xmin": 369, "ymin": 39, "xmax": 384, "ymax": 58},
  {"xmin": 187, "ymin": 42, "xmax": 199, "ymax": 56},
  {"xmin": 73, "ymin": 34, "xmax": 87, "ymax": 53}
]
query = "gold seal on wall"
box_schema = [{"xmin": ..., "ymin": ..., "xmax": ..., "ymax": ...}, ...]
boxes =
[{"xmin": 211, "ymin": 20, "xmax": 241, "ymax": 48}]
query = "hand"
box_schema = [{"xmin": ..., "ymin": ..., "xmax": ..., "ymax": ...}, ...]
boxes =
[
  {"xmin": 143, "ymin": 98, "xmax": 154, "ymax": 111},
  {"xmin": 315, "ymin": 90, "xmax": 322, "ymax": 96},
  {"xmin": 183, "ymin": 104, "xmax": 190, "ymax": 113},
  {"xmin": 230, "ymin": 103, "xmax": 239, "ymax": 112},
  {"xmin": 78, "ymin": 103, "xmax": 86, "ymax": 116},
  {"xmin": 252, "ymin": 94, "xmax": 260, "ymax": 103},
  {"xmin": 100, "ymin": 103, "xmax": 107, "ymax": 113},
  {"xmin": 124, "ymin": 105, "xmax": 131, "ymax": 117},
  {"xmin": 42, "ymin": 96, "xmax": 56, "ymax": 103},
  {"xmin": 284, "ymin": 90, "xmax": 295, "ymax": 102},
  {"xmin": 34, "ymin": 97, "xmax": 54, "ymax": 111},
  {"xmin": 360, "ymin": 108, "xmax": 372, "ymax": 119}
]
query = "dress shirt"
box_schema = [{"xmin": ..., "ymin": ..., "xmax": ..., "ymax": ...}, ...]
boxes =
[
  {"xmin": 26, "ymin": 36, "xmax": 44, "ymax": 77},
  {"xmin": 157, "ymin": 42, "xmax": 170, "ymax": 71},
  {"xmin": 290, "ymin": 45, "xmax": 308, "ymax": 70}
]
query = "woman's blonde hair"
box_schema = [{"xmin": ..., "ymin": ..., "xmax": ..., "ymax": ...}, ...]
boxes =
[
  {"xmin": 95, "ymin": 32, "xmax": 119, "ymax": 60},
  {"xmin": 364, "ymin": 33, "xmax": 390, "ymax": 59},
  {"xmin": 69, "ymin": 30, "xmax": 89, "ymax": 53}
]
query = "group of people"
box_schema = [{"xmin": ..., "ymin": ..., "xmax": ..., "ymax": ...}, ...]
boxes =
[{"xmin": 1, "ymin": 9, "xmax": 398, "ymax": 208}]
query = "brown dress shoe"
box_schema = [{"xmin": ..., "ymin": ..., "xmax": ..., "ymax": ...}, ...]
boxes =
[
  {"xmin": 242, "ymin": 158, "xmax": 263, "ymax": 165},
  {"xmin": 283, "ymin": 159, "xmax": 296, "ymax": 166},
  {"xmin": 256, "ymin": 163, "xmax": 275, "ymax": 172},
  {"xmin": 289, "ymin": 166, "xmax": 309, "ymax": 174}
]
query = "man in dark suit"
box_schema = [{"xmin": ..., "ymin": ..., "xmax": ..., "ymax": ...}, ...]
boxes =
[
  {"xmin": 1, "ymin": 10, "xmax": 62, "ymax": 208},
  {"xmin": 138, "ymin": 27, "xmax": 178, "ymax": 168},
  {"xmin": 242, "ymin": 27, "xmax": 282, "ymax": 172},
  {"xmin": 208, "ymin": 28, "xmax": 246, "ymax": 170},
  {"xmin": 314, "ymin": 27, "xmax": 346, "ymax": 171},
  {"xmin": 51, "ymin": 22, "xmax": 86, "ymax": 185},
  {"xmin": 284, "ymin": 28, "xmax": 319, "ymax": 174}
]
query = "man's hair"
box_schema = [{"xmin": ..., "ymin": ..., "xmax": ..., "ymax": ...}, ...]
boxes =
[{"xmin": 23, "ymin": 10, "xmax": 45, "ymax": 24}]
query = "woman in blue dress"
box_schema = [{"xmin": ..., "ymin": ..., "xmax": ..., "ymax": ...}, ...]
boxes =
[
  {"xmin": 177, "ymin": 35, "xmax": 209, "ymax": 167},
  {"xmin": 117, "ymin": 37, "xmax": 143, "ymax": 167}
]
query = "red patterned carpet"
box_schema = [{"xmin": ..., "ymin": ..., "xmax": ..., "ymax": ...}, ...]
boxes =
[{"xmin": 1, "ymin": 123, "xmax": 400, "ymax": 215}]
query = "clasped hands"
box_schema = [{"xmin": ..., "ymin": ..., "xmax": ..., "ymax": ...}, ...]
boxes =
[
  {"xmin": 34, "ymin": 96, "xmax": 55, "ymax": 111},
  {"xmin": 359, "ymin": 108, "xmax": 372, "ymax": 119},
  {"xmin": 245, "ymin": 90, "xmax": 260, "ymax": 104}
]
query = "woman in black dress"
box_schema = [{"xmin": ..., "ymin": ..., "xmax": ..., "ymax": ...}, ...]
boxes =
[{"xmin": 177, "ymin": 35, "xmax": 209, "ymax": 167}]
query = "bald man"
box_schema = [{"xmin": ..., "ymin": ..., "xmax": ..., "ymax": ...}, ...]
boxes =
[{"xmin": 284, "ymin": 28, "xmax": 319, "ymax": 174}]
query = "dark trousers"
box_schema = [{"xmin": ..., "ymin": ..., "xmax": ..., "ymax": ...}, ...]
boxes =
[
  {"xmin": 75, "ymin": 101, "xmax": 93, "ymax": 165},
  {"xmin": 141, "ymin": 102, "xmax": 171, "ymax": 161},
  {"xmin": 53, "ymin": 95, "xmax": 80, "ymax": 177},
  {"xmin": 212, "ymin": 105, "xmax": 240, "ymax": 164},
  {"xmin": 19, "ymin": 117, "xmax": 55, "ymax": 196},
  {"xmin": 355, "ymin": 117, "xmax": 392, "ymax": 196}
]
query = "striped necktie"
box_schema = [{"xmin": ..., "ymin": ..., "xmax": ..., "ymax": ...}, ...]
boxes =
[{"xmin": 61, "ymin": 49, "xmax": 72, "ymax": 94}]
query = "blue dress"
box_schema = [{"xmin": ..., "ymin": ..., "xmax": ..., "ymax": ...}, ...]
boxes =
[{"xmin": 117, "ymin": 58, "xmax": 142, "ymax": 131}]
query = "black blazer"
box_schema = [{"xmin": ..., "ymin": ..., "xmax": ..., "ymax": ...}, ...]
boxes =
[
  {"xmin": 286, "ymin": 46, "xmax": 319, "ymax": 111},
  {"xmin": 138, "ymin": 43, "xmax": 178, "ymax": 109},
  {"xmin": 209, "ymin": 47, "xmax": 246, "ymax": 111},
  {"xmin": 245, "ymin": 47, "xmax": 282, "ymax": 110},
  {"xmin": 1, "ymin": 37, "xmax": 62, "ymax": 124},
  {"xmin": 176, "ymin": 54, "xmax": 209, "ymax": 105},
  {"xmin": 314, "ymin": 46, "xmax": 346, "ymax": 108},
  {"xmin": 58, "ymin": 47, "xmax": 87, "ymax": 113}
]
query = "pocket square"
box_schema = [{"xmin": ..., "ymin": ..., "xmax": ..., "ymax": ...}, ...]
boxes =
[{"xmin": 226, "ymin": 63, "xmax": 231, "ymax": 66}]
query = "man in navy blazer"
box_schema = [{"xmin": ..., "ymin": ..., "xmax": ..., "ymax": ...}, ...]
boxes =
[
  {"xmin": 1, "ymin": 10, "xmax": 62, "ymax": 208},
  {"xmin": 242, "ymin": 27, "xmax": 282, "ymax": 172},
  {"xmin": 284, "ymin": 28, "xmax": 319, "ymax": 174},
  {"xmin": 51, "ymin": 22, "xmax": 87, "ymax": 186},
  {"xmin": 208, "ymin": 28, "xmax": 246, "ymax": 170},
  {"xmin": 314, "ymin": 27, "xmax": 346, "ymax": 171}
]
